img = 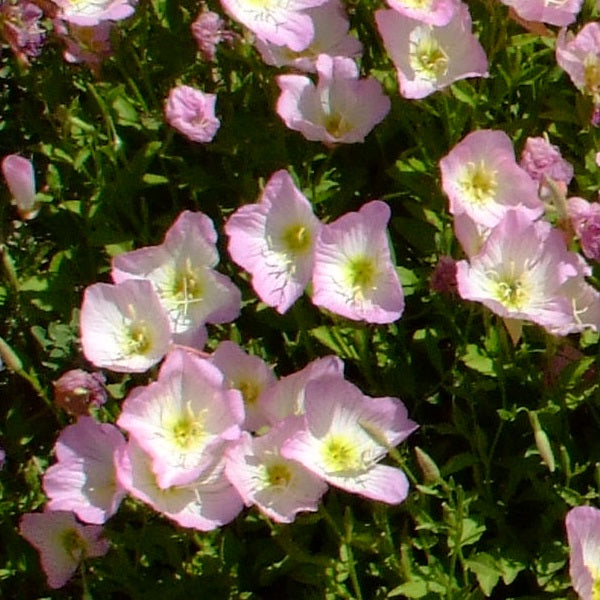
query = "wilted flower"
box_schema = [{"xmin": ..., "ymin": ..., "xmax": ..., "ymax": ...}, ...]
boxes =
[
  {"xmin": 191, "ymin": 8, "xmax": 235, "ymax": 61},
  {"xmin": 276, "ymin": 54, "xmax": 390, "ymax": 145},
  {"xmin": 375, "ymin": 3, "xmax": 488, "ymax": 99},
  {"xmin": 20, "ymin": 511, "xmax": 109, "ymax": 589},
  {"xmin": 520, "ymin": 136, "xmax": 573, "ymax": 199},
  {"xmin": 430, "ymin": 255, "xmax": 458, "ymax": 294},
  {"xmin": 566, "ymin": 505, "xmax": 600, "ymax": 600},
  {"xmin": 53, "ymin": 19, "xmax": 113, "ymax": 74},
  {"xmin": 225, "ymin": 418, "xmax": 328, "ymax": 523},
  {"xmin": 500, "ymin": 0, "xmax": 582, "ymax": 26},
  {"xmin": 281, "ymin": 376, "xmax": 418, "ymax": 503},
  {"xmin": 2, "ymin": 154, "xmax": 39, "ymax": 219},
  {"xmin": 0, "ymin": 0, "xmax": 46, "ymax": 65},
  {"xmin": 440, "ymin": 129, "xmax": 543, "ymax": 228},
  {"xmin": 255, "ymin": 0, "xmax": 362, "ymax": 72},
  {"xmin": 568, "ymin": 196, "xmax": 600, "ymax": 262},
  {"xmin": 80, "ymin": 279, "xmax": 172, "ymax": 373},
  {"xmin": 225, "ymin": 170, "xmax": 321, "ymax": 313},
  {"xmin": 51, "ymin": 0, "xmax": 136, "ymax": 26},
  {"xmin": 43, "ymin": 417, "xmax": 127, "ymax": 524},
  {"xmin": 53, "ymin": 369, "xmax": 107, "ymax": 416},
  {"xmin": 164, "ymin": 85, "xmax": 220, "ymax": 143},
  {"xmin": 312, "ymin": 200, "xmax": 404, "ymax": 323},
  {"xmin": 219, "ymin": 0, "xmax": 328, "ymax": 52}
]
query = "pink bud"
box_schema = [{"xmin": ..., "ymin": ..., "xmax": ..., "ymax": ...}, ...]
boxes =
[{"xmin": 1, "ymin": 154, "xmax": 38, "ymax": 219}]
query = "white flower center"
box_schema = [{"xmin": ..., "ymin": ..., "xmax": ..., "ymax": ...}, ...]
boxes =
[
  {"xmin": 458, "ymin": 161, "xmax": 498, "ymax": 206},
  {"xmin": 409, "ymin": 26, "xmax": 449, "ymax": 81}
]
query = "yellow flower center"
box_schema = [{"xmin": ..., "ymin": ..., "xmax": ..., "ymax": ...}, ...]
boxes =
[
  {"xmin": 282, "ymin": 224, "xmax": 311, "ymax": 254},
  {"xmin": 345, "ymin": 256, "xmax": 377, "ymax": 299},
  {"xmin": 238, "ymin": 380, "xmax": 260, "ymax": 406},
  {"xmin": 167, "ymin": 403, "xmax": 206, "ymax": 451},
  {"xmin": 265, "ymin": 462, "xmax": 292, "ymax": 488},
  {"xmin": 61, "ymin": 529, "xmax": 86, "ymax": 561},
  {"xmin": 458, "ymin": 161, "xmax": 498, "ymax": 205},
  {"xmin": 321, "ymin": 434, "xmax": 362, "ymax": 473},
  {"xmin": 124, "ymin": 322, "xmax": 152, "ymax": 356},
  {"xmin": 409, "ymin": 27, "xmax": 449, "ymax": 80},
  {"xmin": 584, "ymin": 54, "xmax": 600, "ymax": 96}
]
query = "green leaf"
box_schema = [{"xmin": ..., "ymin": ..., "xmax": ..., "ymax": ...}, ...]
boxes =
[
  {"xmin": 464, "ymin": 553, "xmax": 501, "ymax": 597},
  {"xmin": 460, "ymin": 344, "xmax": 496, "ymax": 377}
]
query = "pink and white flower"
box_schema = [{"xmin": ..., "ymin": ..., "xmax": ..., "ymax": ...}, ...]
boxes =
[
  {"xmin": 276, "ymin": 54, "xmax": 390, "ymax": 145},
  {"xmin": 191, "ymin": 9, "xmax": 235, "ymax": 62},
  {"xmin": 566, "ymin": 505, "xmax": 600, "ymax": 600},
  {"xmin": 385, "ymin": 0, "xmax": 459, "ymax": 26},
  {"xmin": 80, "ymin": 279, "xmax": 171, "ymax": 373},
  {"xmin": 164, "ymin": 85, "xmax": 220, "ymax": 144},
  {"xmin": 113, "ymin": 210, "xmax": 240, "ymax": 347},
  {"xmin": 117, "ymin": 348, "xmax": 244, "ymax": 489},
  {"xmin": 556, "ymin": 23, "xmax": 600, "ymax": 104},
  {"xmin": 116, "ymin": 439, "xmax": 243, "ymax": 531},
  {"xmin": 281, "ymin": 376, "xmax": 418, "ymax": 503},
  {"xmin": 51, "ymin": 0, "xmax": 136, "ymax": 26},
  {"xmin": 440, "ymin": 129, "xmax": 543, "ymax": 228},
  {"xmin": 2, "ymin": 154, "xmax": 38, "ymax": 219},
  {"xmin": 225, "ymin": 417, "xmax": 328, "ymax": 523},
  {"xmin": 20, "ymin": 511, "xmax": 109, "ymax": 589},
  {"xmin": 43, "ymin": 417, "xmax": 127, "ymax": 524},
  {"xmin": 568, "ymin": 196, "xmax": 600, "ymax": 262},
  {"xmin": 312, "ymin": 200, "xmax": 404, "ymax": 323},
  {"xmin": 255, "ymin": 0, "xmax": 362, "ymax": 72},
  {"xmin": 500, "ymin": 0, "xmax": 582, "ymax": 27},
  {"xmin": 375, "ymin": 3, "xmax": 488, "ymax": 99},
  {"xmin": 455, "ymin": 208, "xmax": 591, "ymax": 334},
  {"xmin": 260, "ymin": 355, "xmax": 345, "ymax": 425},
  {"xmin": 225, "ymin": 170, "xmax": 321, "ymax": 313},
  {"xmin": 211, "ymin": 340, "xmax": 276, "ymax": 432},
  {"xmin": 219, "ymin": 0, "xmax": 328, "ymax": 52}
]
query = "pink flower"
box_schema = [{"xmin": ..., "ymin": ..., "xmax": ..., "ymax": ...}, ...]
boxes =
[
  {"xmin": 43, "ymin": 417, "xmax": 127, "ymax": 524},
  {"xmin": 164, "ymin": 85, "xmax": 220, "ymax": 143},
  {"xmin": 556, "ymin": 23, "xmax": 600, "ymax": 103},
  {"xmin": 281, "ymin": 376, "xmax": 418, "ymax": 503},
  {"xmin": 116, "ymin": 439, "xmax": 243, "ymax": 531},
  {"xmin": 219, "ymin": 0, "xmax": 329, "ymax": 52},
  {"xmin": 53, "ymin": 369, "xmax": 107, "ymax": 416},
  {"xmin": 260, "ymin": 355, "xmax": 345, "ymax": 425},
  {"xmin": 276, "ymin": 54, "xmax": 390, "ymax": 145},
  {"xmin": 255, "ymin": 0, "xmax": 362, "ymax": 72},
  {"xmin": 191, "ymin": 9, "xmax": 235, "ymax": 61},
  {"xmin": 566, "ymin": 505, "xmax": 600, "ymax": 600},
  {"xmin": 0, "ymin": 0, "xmax": 46, "ymax": 66},
  {"xmin": 54, "ymin": 19, "xmax": 113, "ymax": 74},
  {"xmin": 210, "ymin": 340, "xmax": 276, "ymax": 432},
  {"xmin": 225, "ymin": 170, "xmax": 321, "ymax": 313},
  {"xmin": 375, "ymin": 4, "xmax": 488, "ymax": 99},
  {"xmin": 440, "ymin": 129, "xmax": 543, "ymax": 228},
  {"xmin": 568, "ymin": 196, "xmax": 600, "ymax": 262},
  {"xmin": 113, "ymin": 210, "xmax": 240, "ymax": 346},
  {"xmin": 2, "ymin": 154, "xmax": 38, "ymax": 219},
  {"xmin": 80, "ymin": 279, "xmax": 172, "ymax": 373},
  {"xmin": 20, "ymin": 511, "xmax": 109, "ymax": 589},
  {"xmin": 520, "ymin": 136, "xmax": 574, "ymax": 193},
  {"xmin": 500, "ymin": 0, "xmax": 582, "ymax": 26},
  {"xmin": 225, "ymin": 418, "xmax": 328, "ymax": 523},
  {"xmin": 385, "ymin": 0, "xmax": 459, "ymax": 26},
  {"xmin": 117, "ymin": 348, "xmax": 244, "ymax": 489},
  {"xmin": 312, "ymin": 201, "xmax": 404, "ymax": 323},
  {"xmin": 455, "ymin": 208, "xmax": 590, "ymax": 334},
  {"xmin": 51, "ymin": 0, "xmax": 136, "ymax": 26}
]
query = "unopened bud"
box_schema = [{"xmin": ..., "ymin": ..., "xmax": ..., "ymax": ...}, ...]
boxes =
[
  {"xmin": 528, "ymin": 411, "xmax": 555, "ymax": 473},
  {"xmin": 415, "ymin": 446, "xmax": 441, "ymax": 483}
]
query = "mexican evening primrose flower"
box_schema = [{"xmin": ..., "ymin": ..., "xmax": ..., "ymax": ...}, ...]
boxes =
[
  {"xmin": 500, "ymin": 0, "xmax": 583, "ymax": 26},
  {"xmin": 385, "ymin": 0, "xmax": 460, "ymax": 26},
  {"xmin": 117, "ymin": 348, "xmax": 244, "ymax": 489},
  {"xmin": 281, "ymin": 376, "xmax": 418, "ymax": 503},
  {"xmin": 80, "ymin": 279, "xmax": 171, "ymax": 373},
  {"xmin": 440, "ymin": 129, "xmax": 543, "ymax": 229},
  {"xmin": 375, "ymin": 3, "xmax": 488, "ymax": 100},
  {"xmin": 566, "ymin": 505, "xmax": 600, "ymax": 600},
  {"xmin": 311, "ymin": 200, "xmax": 404, "ymax": 323},
  {"xmin": 19, "ymin": 511, "xmax": 109, "ymax": 589},
  {"xmin": 219, "ymin": 0, "xmax": 329, "ymax": 52},
  {"xmin": 225, "ymin": 170, "xmax": 321, "ymax": 313},
  {"xmin": 276, "ymin": 54, "xmax": 390, "ymax": 145},
  {"xmin": 51, "ymin": 0, "xmax": 136, "ymax": 26}
]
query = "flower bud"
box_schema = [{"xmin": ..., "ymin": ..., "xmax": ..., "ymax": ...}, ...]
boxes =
[{"xmin": 1, "ymin": 154, "xmax": 39, "ymax": 219}]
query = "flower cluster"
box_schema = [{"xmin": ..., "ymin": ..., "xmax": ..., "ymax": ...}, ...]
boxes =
[{"xmin": 226, "ymin": 170, "xmax": 404, "ymax": 322}]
